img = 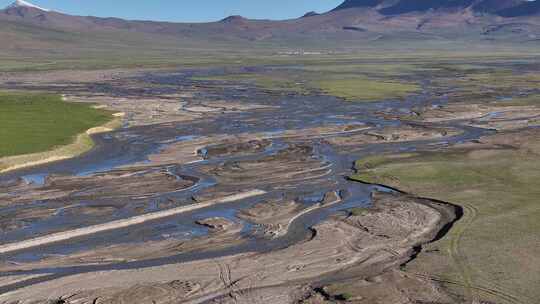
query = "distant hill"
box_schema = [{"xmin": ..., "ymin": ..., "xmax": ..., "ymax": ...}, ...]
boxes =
[
  {"xmin": 335, "ymin": 0, "xmax": 534, "ymax": 16},
  {"xmin": 472, "ymin": 0, "xmax": 527, "ymax": 14},
  {"xmin": 498, "ymin": 0, "xmax": 540, "ymax": 17},
  {"xmin": 333, "ymin": 0, "xmax": 388, "ymax": 10},
  {"xmin": 380, "ymin": 0, "xmax": 476, "ymax": 15},
  {"xmin": 1, "ymin": 0, "xmax": 540, "ymax": 61}
]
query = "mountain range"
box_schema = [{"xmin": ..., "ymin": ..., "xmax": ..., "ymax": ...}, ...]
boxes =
[
  {"xmin": 1, "ymin": 0, "xmax": 540, "ymax": 60},
  {"xmin": 333, "ymin": 0, "xmax": 540, "ymax": 16}
]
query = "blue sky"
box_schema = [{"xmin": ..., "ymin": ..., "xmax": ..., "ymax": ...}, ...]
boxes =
[{"xmin": 1, "ymin": 0, "xmax": 344, "ymax": 22}]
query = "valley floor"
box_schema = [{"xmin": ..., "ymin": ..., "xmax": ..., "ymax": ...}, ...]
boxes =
[{"xmin": 0, "ymin": 54, "xmax": 539, "ymax": 303}]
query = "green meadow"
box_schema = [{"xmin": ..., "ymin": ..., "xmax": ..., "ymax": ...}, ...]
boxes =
[
  {"xmin": 350, "ymin": 139, "xmax": 540, "ymax": 303},
  {"xmin": 0, "ymin": 92, "xmax": 112, "ymax": 157}
]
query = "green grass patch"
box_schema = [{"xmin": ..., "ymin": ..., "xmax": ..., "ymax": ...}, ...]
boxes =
[
  {"xmin": 315, "ymin": 77, "xmax": 420, "ymax": 102},
  {"xmin": 195, "ymin": 70, "xmax": 422, "ymax": 102},
  {"xmin": 336, "ymin": 292, "xmax": 353, "ymax": 301},
  {"xmin": 0, "ymin": 92, "xmax": 112, "ymax": 157},
  {"xmin": 350, "ymin": 140, "xmax": 540, "ymax": 302},
  {"xmin": 192, "ymin": 73, "xmax": 308, "ymax": 94},
  {"xmin": 431, "ymin": 67, "xmax": 540, "ymax": 104},
  {"xmin": 349, "ymin": 207, "xmax": 370, "ymax": 216},
  {"xmin": 299, "ymin": 63, "xmax": 425, "ymax": 76}
]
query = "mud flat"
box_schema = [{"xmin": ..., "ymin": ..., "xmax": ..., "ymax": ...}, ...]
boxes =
[
  {"xmin": 0, "ymin": 165, "xmax": 200, "ymax": 236},
  {"xmin": 0, "ymin": 190, "xmax": 266, "ymax": 255},
  {"xmin": 0, "ymin": 218, "xmax": 244, "ymax": 271},
  {"xmin": 201, "ymin": 144, "xmax": 333, "ymax": 190},
  {"xmin": 239, "ymin": 191, "xmax": 341, "ymax": 238},
  {"xmin": 0, "ymin": 192, "xmax": 456, "ymax": 303},
  {"xmin": 325, "ymin": 124, "xmax": 460, "ymax": 147},
  {"xmin": 407, "ymin": 103, "xmax": 540, "ymax": 130}
]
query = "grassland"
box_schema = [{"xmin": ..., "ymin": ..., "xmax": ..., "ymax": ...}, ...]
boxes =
[
  {"xmin": 315, "ymin": 77, "xmax": 419, "ymax": 101},
  {"xmin": 193, "ymin": 63, "xmax": 421, "ymax": 102},
  {"xmin": 190, "ymin": 59, "xmax": 540, "ymax": 105},
  {"xmin": 427, "ymin": 65, "xmax": 540, "ymax": 106},
  {"xmin": 2, "ymin": 20, "xmax": 540, "ymax": 75},
  {"xmin": 0, "ymin": 93, "xmax": 111, "ymax": 157},
  {"xmin": 350, "ymin": 132, "xmax": 540, "ymax": 303},
  {"xmin": 0, "ymin": 92, "xmax": 113, "ymax": 161},
  {"xmin": 191, "ymin": 73, "xmax": 308, "ymax": 94}
]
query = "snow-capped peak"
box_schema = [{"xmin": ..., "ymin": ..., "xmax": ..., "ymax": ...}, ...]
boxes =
[{"xmin": 7, "ymin": 0, "xmax": 50, "ymax": 12}]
